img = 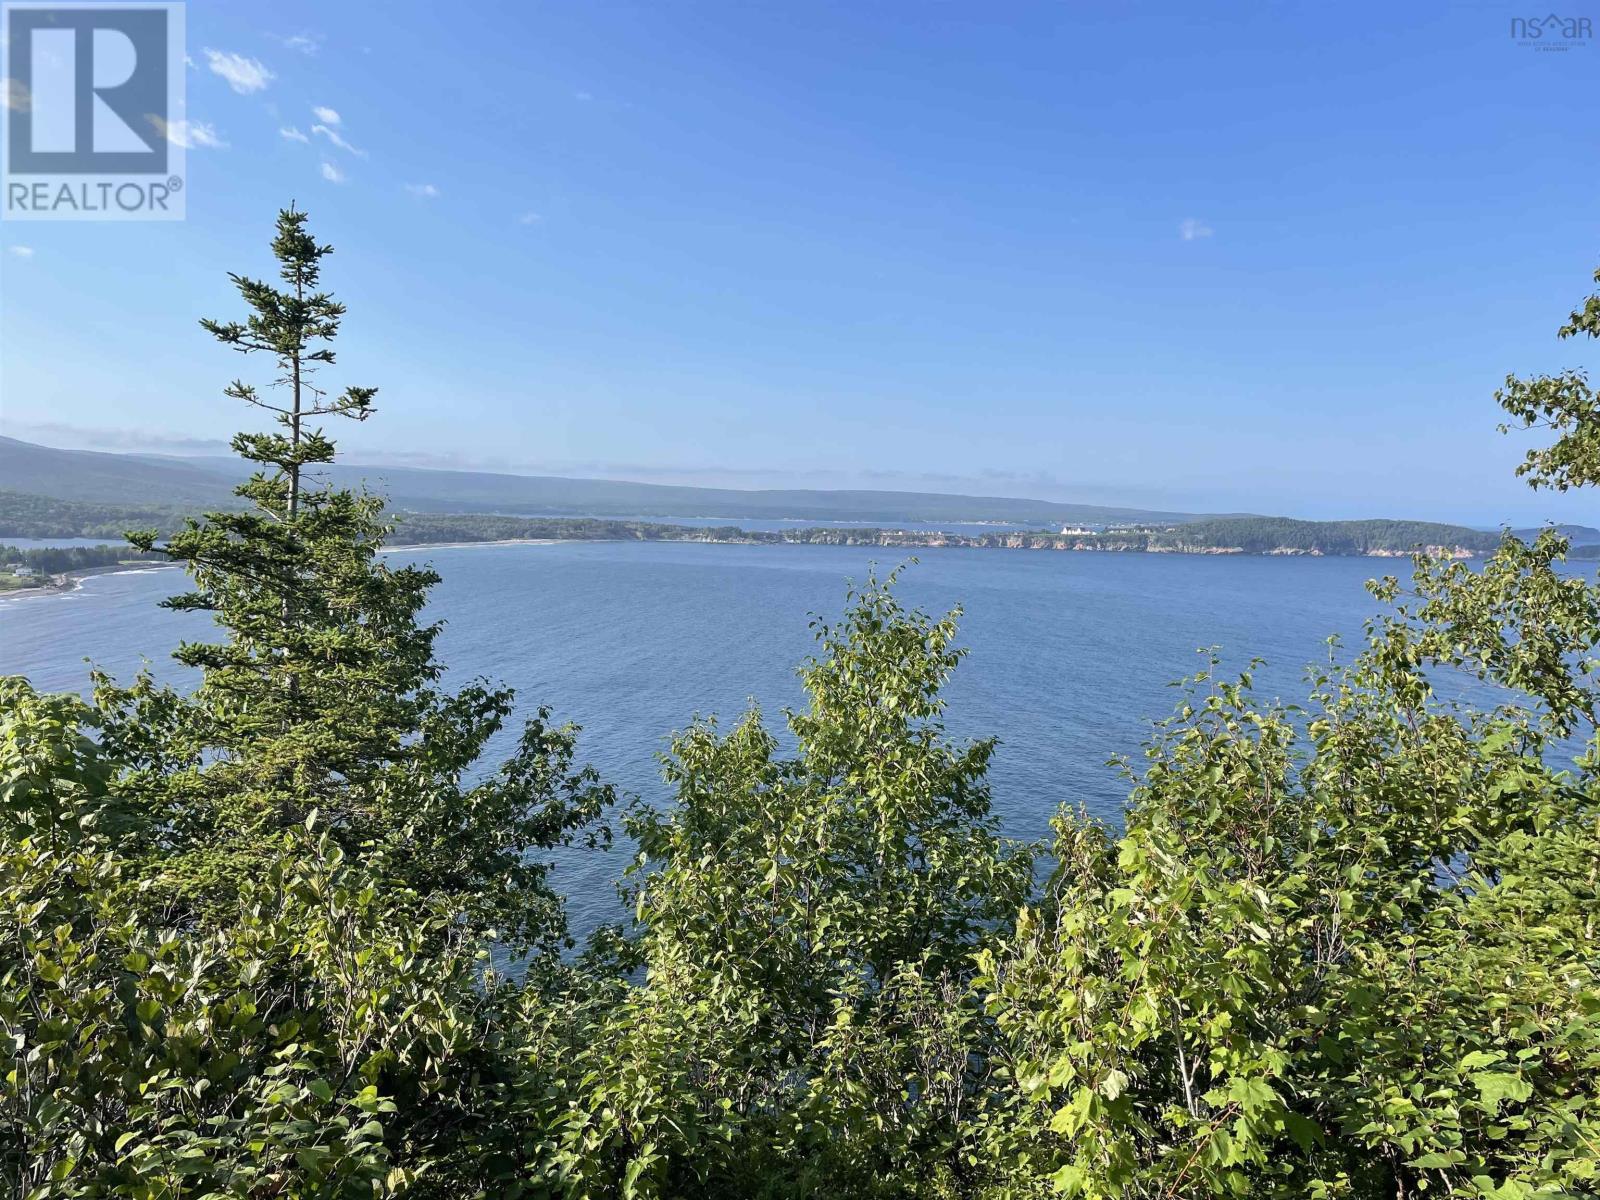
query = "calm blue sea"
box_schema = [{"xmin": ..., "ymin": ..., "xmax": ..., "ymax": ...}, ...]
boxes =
[{"xmin": 4, "ymin": 542, "xmax": 1587, "ymax": 935}]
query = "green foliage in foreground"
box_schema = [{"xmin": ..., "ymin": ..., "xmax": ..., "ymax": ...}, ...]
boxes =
[
  {"xmin": 979, "ymin": 529, "xmax": 1599, "ymax": 1198},
  {"xmin": 1, "ymin": 680, "xmax": 486, "ymax": 1194},
  {"xmin": 2, "ymin": 218, "xmax": 1597, "ymax": 1197},
  {"xmin": 1498, "ymin": 265, "xmax": 1600, "ymax": 491}
]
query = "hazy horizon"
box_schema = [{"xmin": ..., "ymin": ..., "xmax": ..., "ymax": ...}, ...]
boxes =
[{"xmin": 6, "ymin": 430, "xmax": 1598, "ymax": 534}]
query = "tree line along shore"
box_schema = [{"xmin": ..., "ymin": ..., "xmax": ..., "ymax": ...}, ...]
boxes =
[{"xmin": 4, "ymin": 496, "xmax": 1595, "ymax": 563}]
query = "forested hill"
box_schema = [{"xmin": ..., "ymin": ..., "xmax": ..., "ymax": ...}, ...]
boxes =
[{"xmin": 1148, "ymin": 517, "xmax": 1505, "ymax": 555}]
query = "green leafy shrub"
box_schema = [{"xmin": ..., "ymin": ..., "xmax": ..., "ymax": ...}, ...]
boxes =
[{"xmin": 1, "ymin": 678, "xmax": 489, "ymax": 1197}]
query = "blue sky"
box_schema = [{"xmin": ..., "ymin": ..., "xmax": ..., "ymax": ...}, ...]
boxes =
[{"xmin": 1, "ymin": 1, "xmax": 1596, "ymax": 524}]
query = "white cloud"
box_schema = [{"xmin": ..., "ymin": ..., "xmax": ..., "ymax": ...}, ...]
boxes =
[
  {"xmin": 8, "ymin": 245, "xmax": 34, "ymax": 258},
  {"xmin": 405, "ymin": 183, "xmax": 440, "ymax": 198},
  {"xmin": 311, "ymin": 105, "xmax": 341, "ymax": 126},
  {"xmin": 320, "ymin": 160, "xmax": 346, "ymax": 183},
  {"xmin": 312, "ymin": 123, "xmax": 365, "ymax": 156},
  {"xmin": 204, "ymin": 49, "xmax": 274, "ymax": 94},
  {"xmin": 279, "ymin": 125, "xmax": 309, "ymax": 143},
  {"xmin": 517, "ymin": 211, "xmax": 543, "ymax": 225},
  {"xmin": 185, "ymin": 122, "xmax": 226, "ymax": 149},
  {"xmin": 1179, "ymin": 217, "xmax": 1214, "ymax": 241},
  {"xmin": 0, "ymin": 420, "xmax": 230, "ymax": 454},
  {"xmin": 1, "ymin": 76, "xmax": 29, "ymax": 111},
  {"xmin": 278, "ymin": 33, "xmax": 322, "ymax": 56},
  {"xmin": 150, "ymin": 116, "xmax": 226, "ymax": 150}
]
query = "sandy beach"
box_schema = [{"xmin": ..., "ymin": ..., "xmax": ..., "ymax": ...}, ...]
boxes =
[{"xmin": 0, "ymin": 561, "xmax": 180, "ymax": 602}]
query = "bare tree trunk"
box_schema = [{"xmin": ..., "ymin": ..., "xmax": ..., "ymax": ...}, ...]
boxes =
[
  {"xmin": 284, "ymin": 276, "xmax": 304, "ymax": 704},
  {"xmin": 289, "ymin": 274, "xmax": 303, "ymax": 521}
]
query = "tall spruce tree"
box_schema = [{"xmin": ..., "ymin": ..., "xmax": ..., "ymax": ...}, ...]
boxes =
[
  {"xmin": 96, "ymin": 207, "xmax": 612, "ymax": 954},
  {"xmin": 120, "ymin": 205, "xmax": 438, "ymax": 807}
]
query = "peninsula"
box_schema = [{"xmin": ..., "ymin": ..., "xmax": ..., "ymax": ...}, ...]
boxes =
[{"xmin": 8, "ymin": 499, "xmax": 1596, "ymax": 561}]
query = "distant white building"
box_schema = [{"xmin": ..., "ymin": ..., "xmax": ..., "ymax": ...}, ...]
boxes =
[
  {"xmin": 1059, "ymin": 525, "xmax": 1098, "ymax": 536},
  {"xmin": 11, "ymin": 566, "xmax": 36, "ymax": 577}
]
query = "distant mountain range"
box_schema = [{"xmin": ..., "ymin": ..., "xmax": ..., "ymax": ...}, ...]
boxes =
[
  {"xmin": 1, "ymin": 438, "xmax": 1594, "ymax": 548},
  {"xmin": 1508, "ymin": 524, "xmax": 1600, "ymax": 543},
  {"xmin": 0, "ymin": 437, "xmax": 1235, "ymax": 526}
]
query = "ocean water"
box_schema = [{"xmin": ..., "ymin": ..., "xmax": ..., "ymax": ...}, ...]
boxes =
[{"xmin": 3, "ymin": 542, "xmax": 1582, "ymax": 935}]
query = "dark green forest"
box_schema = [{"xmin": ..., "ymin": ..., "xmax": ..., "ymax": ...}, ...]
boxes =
[
  {"xmin": 1142, "ymin": 516, "xmax": 1503, "ymax": 554},
  {"xmin": 0, "ymin": 543, "xmax": 163, "ymax": 575},
  {"xmin": 3, "ymin": 214, "xmax": 1596, "ymax": 1199},
  {"xmin": 0, "ymin": 491, "xmax": 204, "ymax": 540}
]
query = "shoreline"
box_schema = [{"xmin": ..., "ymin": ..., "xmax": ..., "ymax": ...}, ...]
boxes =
[
  {"xmin": 383, "ymin": 538, "xmax": 565, "ymax": 552},
  {"xmin": 0, "ymin": 545, "xmax": 562, "ymax": 601},
  {"xmin": 8, "ymin": 532, "xmax": 1578, "ymax": 608},
  {"xmin": 382, "ymin": 535, "xmax": 1492, "ymax": 559},
  {"xmin": 0, "ymin": 561, "xmax": 180, "ymax": 601}
]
